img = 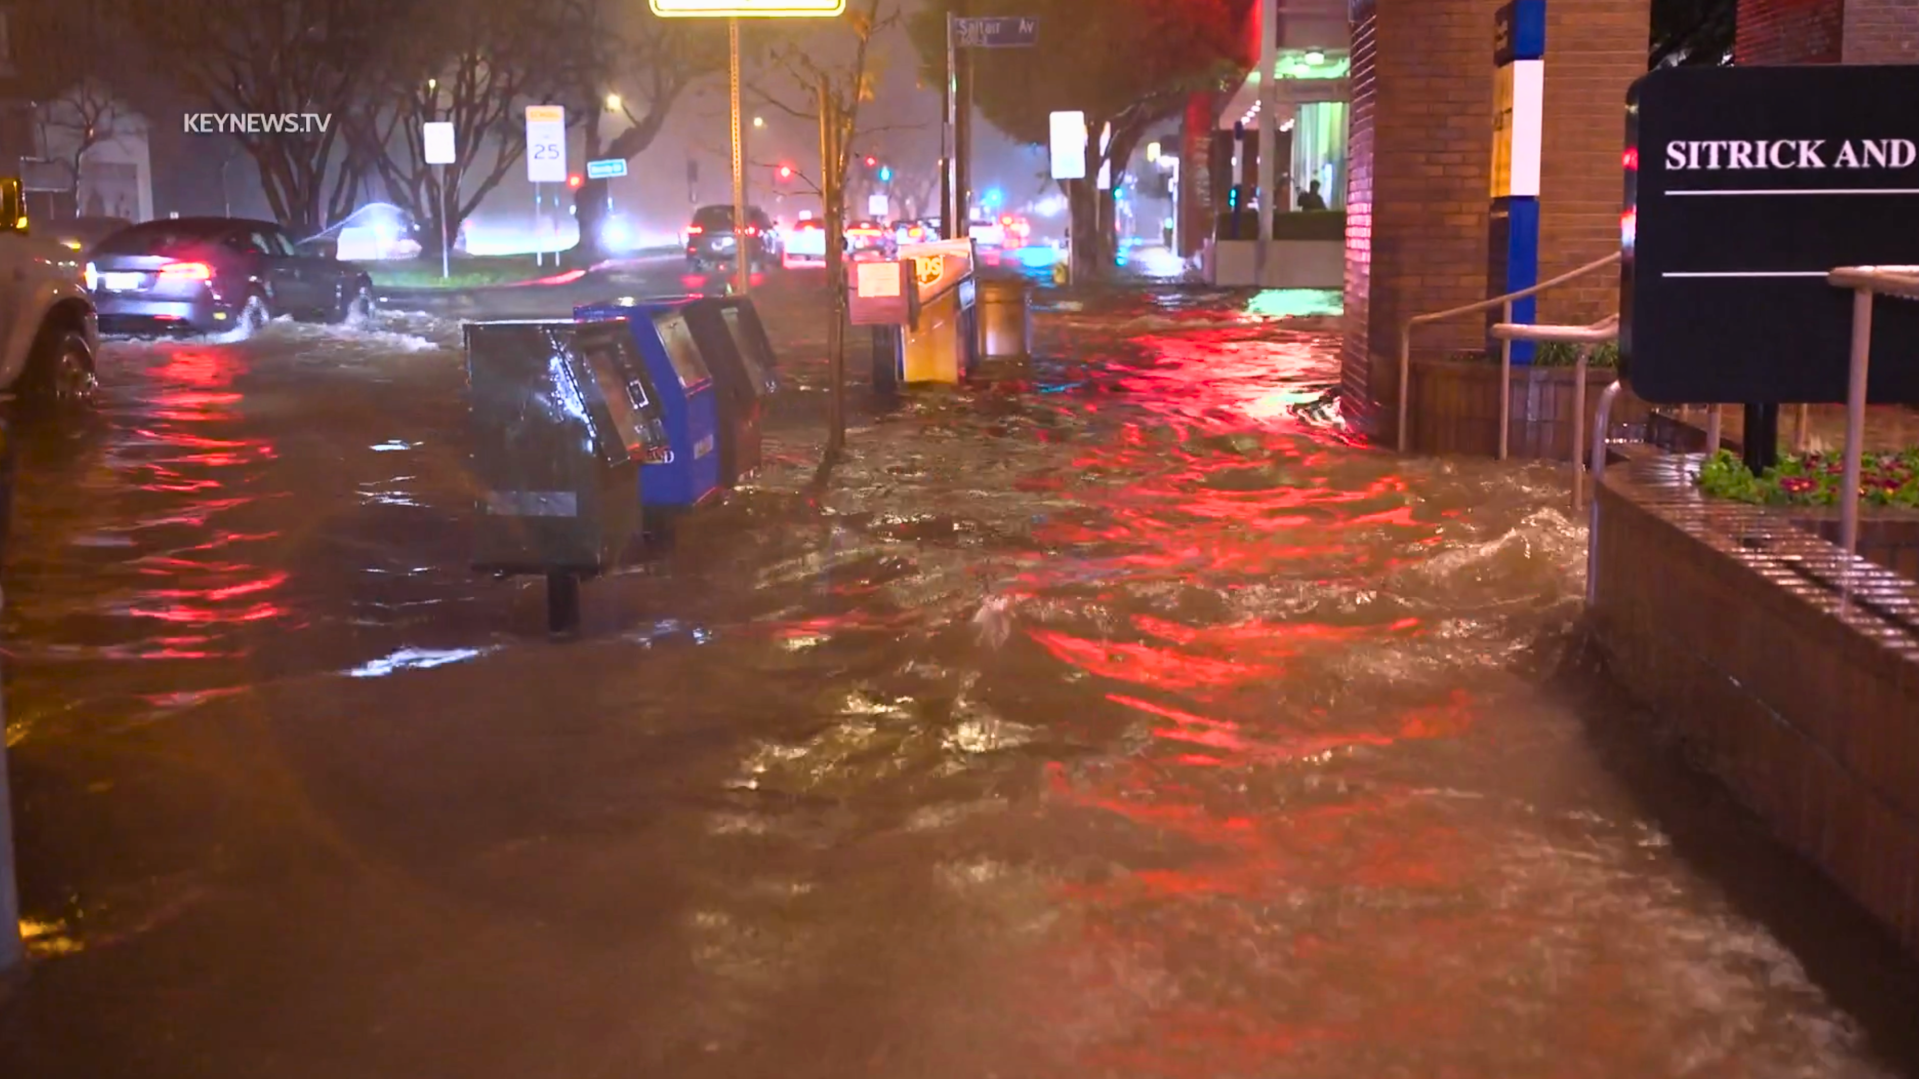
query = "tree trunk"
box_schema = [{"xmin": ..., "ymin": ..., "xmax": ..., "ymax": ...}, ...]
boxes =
[
  {"xmin": 566, "ymin": 115, "xmax": 607, "ymax": 269},
  {"xmin": 571, "ymin": 177, "xmax": 611, "ymax": 268}
]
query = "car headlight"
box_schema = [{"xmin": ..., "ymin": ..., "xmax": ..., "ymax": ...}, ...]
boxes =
[
  {"xmin": 62, "ymin": 239, "xmax": 82, "ymax": 251},
  {"xmin": 82, "ymin": 261, "xmax": 97, "ymax": 290}
]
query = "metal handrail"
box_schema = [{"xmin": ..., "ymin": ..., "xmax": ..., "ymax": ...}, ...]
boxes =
[
  {"xmin": 1825, "ymin": 265, "xmax": 1919, "ymax": 603},
  {"xmin": 1397, "ymin": 251, "xmax": 1623, "ymax": 457},
  {"xmin": 1490, "ymin": 315, "xmax": 1620, "ymax": 510}
]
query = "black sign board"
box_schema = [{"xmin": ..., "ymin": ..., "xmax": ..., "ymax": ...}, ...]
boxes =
[{"xmin": 1623, "ymin": 64, "xmax": 1919, "ymax": 405}]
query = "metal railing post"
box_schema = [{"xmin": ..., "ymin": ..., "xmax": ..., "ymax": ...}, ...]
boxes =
[
  {"xmin": 1587, "ymin": 380, "xmax": 1622, "ymax": 607},
  {"xmin": 1498, "ymin": 300, "xmax": 1512, "ymax": 460},
  {"xmin": 1395, "ymin": 251, "xmax": 1619, "ymax": 460},
  {"xmin": 1397, "ymin": 325, "xmax": 1413, "ymax": 454},
  {"xmin": 1571, "ymin": 344, "xmax": 1590, "ymax": 510},
  {"xmin": 1841, "ymin": 287, "xmax": 1872, "ymax": 601}
]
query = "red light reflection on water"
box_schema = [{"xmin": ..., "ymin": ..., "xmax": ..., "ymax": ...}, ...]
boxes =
[{"xmin": 119, "ymin": 346, "xmax": 289, "ymax": 634}]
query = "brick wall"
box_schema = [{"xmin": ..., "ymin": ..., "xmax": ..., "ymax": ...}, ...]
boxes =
[
  {"xmin": 1592, "ymin": 455, "xmax": 1919, "ymax": 957},
  {"xmin": 1536, "ymin": 0, "xmax": 1649, "ymax": 326},
  {"xmin": 1340, "ymin": 0, "xmax": 1379, "ymax": 432},
  {"xmin": 1341, "ymin": 0, "xmax": 1649, "ymax": 445},
  {"xmin": 1842, "ymin": 0, "xmax": 1919, "ymax": 62},
  {"xmin": 1735, "ymin": 0, "xmax": 1844, "ymax": 63},
  {"xmin": 1342, "ymin": 0, "xmax": 1496, "ymax": 444}
]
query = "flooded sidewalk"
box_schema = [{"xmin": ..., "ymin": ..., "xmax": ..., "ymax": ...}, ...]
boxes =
[{"xmin": 1, "ymin": 290, "xmax": 1915, "ymax": 1077}]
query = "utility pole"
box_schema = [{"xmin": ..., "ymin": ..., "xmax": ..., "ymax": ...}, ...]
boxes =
[
  {"xmin": 942, "ymin": 9, "xmax": 957, "ymax": 238},
  {"xmin": 729, "ymin": 17, "xmax": 750, "ymax": 297},
  {"xmin": 821, "ymin": 75, "xmax": 845, "ymax": 456}
]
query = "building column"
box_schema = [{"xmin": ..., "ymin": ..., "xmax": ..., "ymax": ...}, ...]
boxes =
[
  {"xmin": 1339, "ymin": 0, "xmax": 1648, "ymax": 444},
  {"xmin": 1255, "ymin": 0, "xmax": 1279, "ymax": 275}
]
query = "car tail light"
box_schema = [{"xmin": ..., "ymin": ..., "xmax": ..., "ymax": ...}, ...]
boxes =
[
  {"xmin": 744, "ymin": 226, "xmax": 757, "ymax": 235},
  {"xmin": 688, "ymin": 225, "xmax": 703, "ymax": 234},
  {"xmin": 159, "ymin": 260, "xmax": 212, "ymax": 281}
]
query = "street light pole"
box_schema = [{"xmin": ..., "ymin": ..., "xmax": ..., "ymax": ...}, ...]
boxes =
[{"xmin": 729, "ymin": 18, "xmax": 750, "ymax": 298}]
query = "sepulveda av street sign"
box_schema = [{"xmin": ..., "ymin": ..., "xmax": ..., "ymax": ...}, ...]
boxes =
[
  {"xmin": 649, "ymin": 0, "xmax": 844, "ymax": 14},
  {"xmin": 1623, "ymin": 64, "xmax": 1919, "ymax": 405}
]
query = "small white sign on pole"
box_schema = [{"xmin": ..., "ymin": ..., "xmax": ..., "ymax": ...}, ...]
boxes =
[
  {"xmin": 1049, "ymin": 111, "xmax": 1086, "ymax": 180},
  {"xmin": 423, "ymin": 122, "xmax": 455, "ymax": 164},
  {"xmin": 525, "ymin": 105, "xmax": 567, "ymax": 184},
  {"xmin": 867, "ymin": 193, "xmax": 889, "ymax": 217}
]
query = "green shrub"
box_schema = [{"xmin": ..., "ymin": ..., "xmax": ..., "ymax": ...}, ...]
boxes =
[{"xmin": 1696, "ymin": 447, "xmax": 1919, "ymax": 509}]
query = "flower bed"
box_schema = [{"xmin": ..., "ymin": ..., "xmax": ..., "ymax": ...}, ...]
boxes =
[{"xmin": 1697, "ymin": 448, "xmax": 1919, "ymax": 509}]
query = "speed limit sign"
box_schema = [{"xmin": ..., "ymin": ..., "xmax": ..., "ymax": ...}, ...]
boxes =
[{"xmin": 525, "ymin": 105, "xmax": 566, "ymax": 183}]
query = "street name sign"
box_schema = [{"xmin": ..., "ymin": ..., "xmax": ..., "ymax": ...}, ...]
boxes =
[
  {"xmin": 649, "ymin": 0, "xmax": 844, "ymax": 14},
  {"xmin": 525, "ymin": 106, "xmax": 566, "ymax": 184},
  {"xmin": 423, "ymin": 122, "xmax": 455, "ymax": 165},
  {"xmin": 955, "ymin": 16, "xmax": 1038, "ymax": 48},
  {"xmin": 1624, "ymin": 65, "xmax": 1919, "ymax": 404},
  {"xmin": 1050, "ymin": 111, "xmax": 1086, "ymax": 180},
  {"xmin": 586, "ymin": 158, "xmax": 628, "ymax": 180}
]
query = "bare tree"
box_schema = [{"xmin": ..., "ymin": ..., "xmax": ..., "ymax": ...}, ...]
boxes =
[
  {"xmin": 133, "ymin": 0, "xmax": 412, "ymax": 233},
  {"xmin": 754, "ymin": 0, "xmax": 900, "ymax": 212},
  {"xmin": 550, "ymin": 0, "xmax": 723, "ymax": 266},
  {"xmin": 350, "ymin": 0, "xmax": 554, "ymax": 257},
  {"xmin": 7, "ymin": 0, "xmax": 142, "ymax": 217}
]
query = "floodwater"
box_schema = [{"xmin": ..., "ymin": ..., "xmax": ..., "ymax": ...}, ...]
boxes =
[{"xmin": 2, "ymin": 286, "xmax": 1915, "ymax": 1077}]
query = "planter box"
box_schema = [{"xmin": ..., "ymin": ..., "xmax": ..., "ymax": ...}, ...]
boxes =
[
  {"xmin": 1794, "ymin": 512, "xmax": 1919, "ymax": 580},
  {"xmin": 1405, "ymin": 357, "xmax": 1649, "ymax": 462},
  {"xmin": 1589, "ymin": 450, "xmax": 1919, "ymax": 957}
]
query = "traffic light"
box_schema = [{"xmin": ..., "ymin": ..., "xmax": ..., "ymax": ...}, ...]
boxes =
[
  {"xmin": 865, "ymin": 156, "xmax": 877, "ymax": 168},
  {"xmin": 567, "ymin": 174, "xmax": 582, "ymax": 189},
  {"xmin": 878, "ymin": 165, "xmax": 892, "ymax": 182},
  {"xmin": 776, "ymin": 164, "xmax": 793, "ymax": 181}
]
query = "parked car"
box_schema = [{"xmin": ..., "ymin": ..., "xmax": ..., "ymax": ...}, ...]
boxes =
[
  {"xmin": 0, "ymin": 177, "xmax": 100, "ymax": 413},
  {"xmin": 968, "ymin": 215, "xmax": 1007, "ymax": 249},
  {"xmin": 686, "ymin": 205, "xmax": 779, "ymax": 272},
  {"xmin": 892, "ymin": 218, "xmax": 939, "ymax": 248},
  {"xmin": 782, "ymin": 218, "xmax": 828, "ymax": 268},
  {"xmin": 44, "ymin": 216, "xmax": 132, "ymax": 256},
  {"xmin": 86, "ymin": 217, "xmax": 375, "ymax": 336},
  {"xmin": 844, "ymin": 220, "xmax": 893, "ymax": 261}
]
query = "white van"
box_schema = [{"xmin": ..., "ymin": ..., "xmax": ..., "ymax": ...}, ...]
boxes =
[{"xmin": 0, "ymin": 177, "xmax": 100, "ymax": 412}]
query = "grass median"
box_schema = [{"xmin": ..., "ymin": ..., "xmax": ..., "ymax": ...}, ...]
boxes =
[{"xmin": 366, "ymin": 254, "xmax": 556, "ymax": 289}]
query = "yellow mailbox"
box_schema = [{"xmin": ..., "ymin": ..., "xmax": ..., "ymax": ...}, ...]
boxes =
[{"xmin": 895, "ymin": 238, "xmax": 979, "ymax": 385}]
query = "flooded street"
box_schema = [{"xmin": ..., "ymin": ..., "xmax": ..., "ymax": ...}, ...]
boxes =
[{"xmin": 2, "ymin": 284, "xmax": 1915, "ymax": 1077}]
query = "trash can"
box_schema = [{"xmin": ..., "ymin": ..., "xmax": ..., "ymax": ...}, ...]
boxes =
[
  {"xmin": 465, "ymin": 319, "xmax": 667, "ymax": 634},
  {"xmin": 976, "ymin": 276, "xmax": 1032, "ymax": 359},
  {"xmin": 574, "ymin": 302, "xmax": 724, "ymax": 509}
]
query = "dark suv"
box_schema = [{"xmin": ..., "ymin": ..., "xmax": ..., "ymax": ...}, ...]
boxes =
[
  {"xmin": 686, "ymin": 205, "xmax": 779, "ymax": 273},
  {"xmin": 88, "ymin": 217, "xmax": 374, "ymax": 336}
]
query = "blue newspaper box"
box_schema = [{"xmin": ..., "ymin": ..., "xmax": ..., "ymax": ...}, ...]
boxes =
[
  {"xmin": 579, "ymin": 295, "xmax": 770, "ymax": 486},
  {"xmin": 574, "ymin": 301, "xmax": 723, "ymax": 508}
]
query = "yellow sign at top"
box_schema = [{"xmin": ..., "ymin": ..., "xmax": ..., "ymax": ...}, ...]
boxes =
[
  {"xmin": 649, "ymin": 0, "xmax": 845, "ymax": 15},
  {"xmin": 526, "ymin": 105, "xmax": 564, "ymax": 123}
]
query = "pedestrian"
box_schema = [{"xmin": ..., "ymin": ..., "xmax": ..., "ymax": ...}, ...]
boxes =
[{"xmin": 1297, "ymin": 180, "xmax": 1328, "ymax": 212}]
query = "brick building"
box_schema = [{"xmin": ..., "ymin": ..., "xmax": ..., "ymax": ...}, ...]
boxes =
[
  {"xmin": 1735, "ymin": 0, "xmax": 1919, "ymax": 64},
  {"xmin": 1338, "ymin": 0, "xmax": 1651, "ymax": 443}
]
